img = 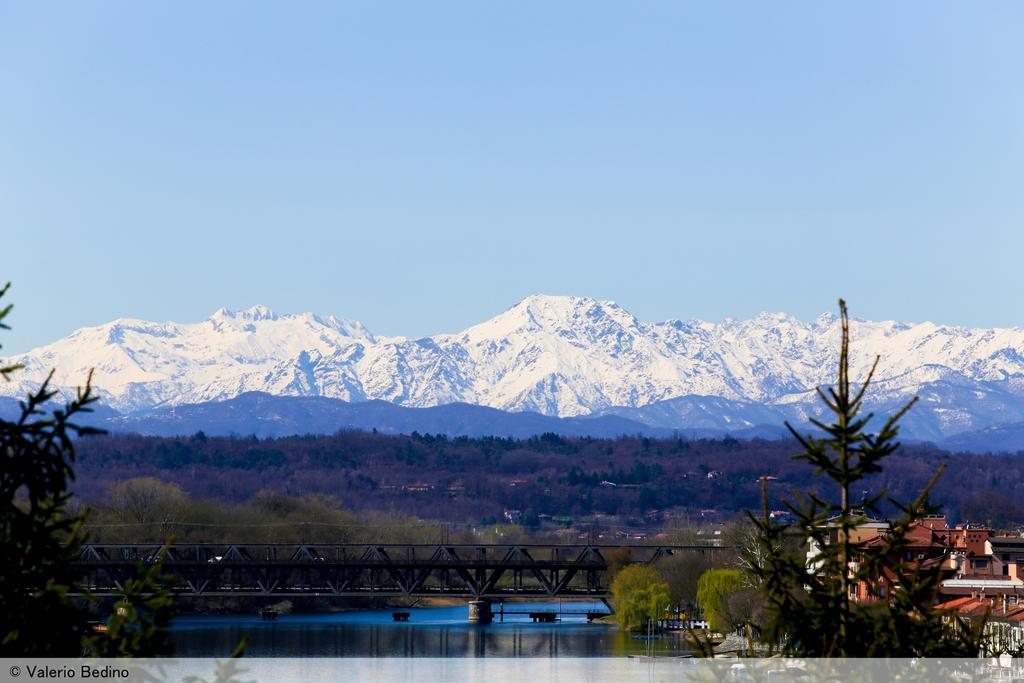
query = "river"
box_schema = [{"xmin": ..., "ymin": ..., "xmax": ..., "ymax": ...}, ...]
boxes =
[{"xmin": 167, "ymin": 601, "xmax": 695, "ymax": 657}]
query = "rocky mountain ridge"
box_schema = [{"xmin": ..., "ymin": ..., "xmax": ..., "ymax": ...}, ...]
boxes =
[{"xmin": 4, "ymin": 295, "xmax": 1024, "ymax": 445}]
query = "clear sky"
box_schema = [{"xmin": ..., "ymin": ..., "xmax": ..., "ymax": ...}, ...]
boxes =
[{"xmin": 1, "ymin": 2, "xmax": 1022, "ymax": 353}]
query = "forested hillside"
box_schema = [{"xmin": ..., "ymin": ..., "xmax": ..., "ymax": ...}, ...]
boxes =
[{"xmin": 73, "ymin": 432, "xmax": 1024, "ymax": 529}]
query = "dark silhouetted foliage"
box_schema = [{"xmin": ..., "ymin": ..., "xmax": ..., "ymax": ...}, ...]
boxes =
[
  {"xmin": 747, "ymin": 300, "xmax": 985, "ymax": 657},
  {"xmin": 1, "ymin": 283, "xmax": 185, "ymax": 657},
  {"xmin": 1, "ymin": 283, "xmax": 102, "ymax": 654}
]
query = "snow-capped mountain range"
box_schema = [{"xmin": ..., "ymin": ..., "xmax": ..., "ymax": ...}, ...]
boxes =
[{"xmin": 5, "ymin": 295, "xmax": 1024, "ymax": 446}]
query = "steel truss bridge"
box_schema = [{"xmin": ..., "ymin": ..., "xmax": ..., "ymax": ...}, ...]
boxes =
[{"xmin": 74, "ymin": 543, "xmax": 728, "ymax": 599}]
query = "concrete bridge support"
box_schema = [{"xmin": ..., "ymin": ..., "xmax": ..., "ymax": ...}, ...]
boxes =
[{"xmin": 468, "ymin": 599, "xmax": 493, "ymax": 624}]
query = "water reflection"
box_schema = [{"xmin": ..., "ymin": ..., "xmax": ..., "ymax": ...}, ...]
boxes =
[{"xmin": 168, "ymin": 602, "xmax": 692, "ymax": 658}]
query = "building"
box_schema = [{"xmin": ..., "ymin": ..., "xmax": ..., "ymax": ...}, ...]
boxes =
[
  {"xmin": 988, "ymin": 537, "xmax": 1024, "ymax": 581},
  {"xmin": 848, "ymin": 516, "xmax": 959, "ymax": 602},
  {"xmin": 805, "ymin": 510, "xmax": 889, "ymax": 578},
  {"xmin": 938, "ymin": 596, "xmax": 1024, "ymax": 655},
  {"xmin": 808, "ymin": 513, "xmax": 1024, "ymax": 603}
]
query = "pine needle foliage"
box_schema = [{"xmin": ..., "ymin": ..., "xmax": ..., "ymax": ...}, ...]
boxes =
[
  {"xmin": 0, "ymin": 283, "xmax": 22, "ymax": 382},
  {"xmin": 746, "ymin": 299, "xmax": 986, "ymax": 657},
  {"xmin": 84, "ymin": 544, "xmax": 177, "ymax": 657},
  {"xmin": 0, "ymin": 283, "xmax": 102, "ymax": 654},
  {"xmin": 0, "ymin": 283, "xmax": 183, "ymax": 656}
]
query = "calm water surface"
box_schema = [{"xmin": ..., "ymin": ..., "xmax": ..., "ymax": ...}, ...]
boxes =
[{"xmin": 168, "ymin": 601, "xmax": 694, "ymax": 657}]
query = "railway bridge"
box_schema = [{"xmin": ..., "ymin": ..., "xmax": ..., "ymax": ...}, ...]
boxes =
[{"xmin": 75, "ymin": 542, "xmax": 730, "ymax": 622}]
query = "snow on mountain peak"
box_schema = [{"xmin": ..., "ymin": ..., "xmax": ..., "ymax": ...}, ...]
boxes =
[
  {"xmin": 460, "ymin": 295, "xmax": 638, "ymax": 342},
  {"xmin": 4, "ymin": 297, "xmax": 1024, "ymax": 424},
  {"xmin": 754, "ymin": 311, "xmax": 793, "ymax": 322},
  {"xmin": 211, "ymin": 304, "xmax": 279, "ymax": 322}
]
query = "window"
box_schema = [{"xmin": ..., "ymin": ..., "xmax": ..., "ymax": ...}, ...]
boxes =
[{"xmin": 1004, "ymin": 565, "xmax": 1010, "ymax": 576}]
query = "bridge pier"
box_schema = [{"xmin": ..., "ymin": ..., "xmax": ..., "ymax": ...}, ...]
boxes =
[{"xmin": 468, "ymin": 599, "xmax": 493, "ymax": 625}]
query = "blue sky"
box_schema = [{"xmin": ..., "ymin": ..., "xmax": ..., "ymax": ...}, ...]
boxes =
[{"xmin": 1, "ymin": 2, "xmax": 1022, "ymax": 352}]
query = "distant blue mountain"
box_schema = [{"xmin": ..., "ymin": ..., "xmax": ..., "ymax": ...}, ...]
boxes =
[
  {"xmin": 0, "ymin": 396, "xmax": 120, "ymax": 427},
  {"xmin": 0, "ymin": 392, "xmax": 744, "ymax": 439},
  {"xmin": 6, "ymin": 389, "xmax": 1024, "ymax": 452},
  {"xmin": 599, "ymin": 394, "xmax": 788, "ymax": 432},
  {"xmin": 104, "ymin": 392, "xmax": 676, "ymax": 439},
  {"xmin": 939, "ymin": 423, "xmax": 1024, "ymax": 454}
]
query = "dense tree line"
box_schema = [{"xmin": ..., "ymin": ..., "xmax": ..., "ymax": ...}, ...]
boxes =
[
  {"xmin": 81, "ymin": 479, "xmax": 554, "ymax": 546},
  {"xmin": 71, "ymin": 428, "xmax": 1024, "ymax": 529}
]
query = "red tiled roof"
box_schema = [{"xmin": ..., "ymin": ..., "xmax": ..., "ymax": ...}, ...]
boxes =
[
  {"xmin": 936, "ymin": 597, "xmax": 977, "ymax": 611},
  {"xmin": 936, "ymin": 597, "xmax": 994, "ymax": 619}
]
